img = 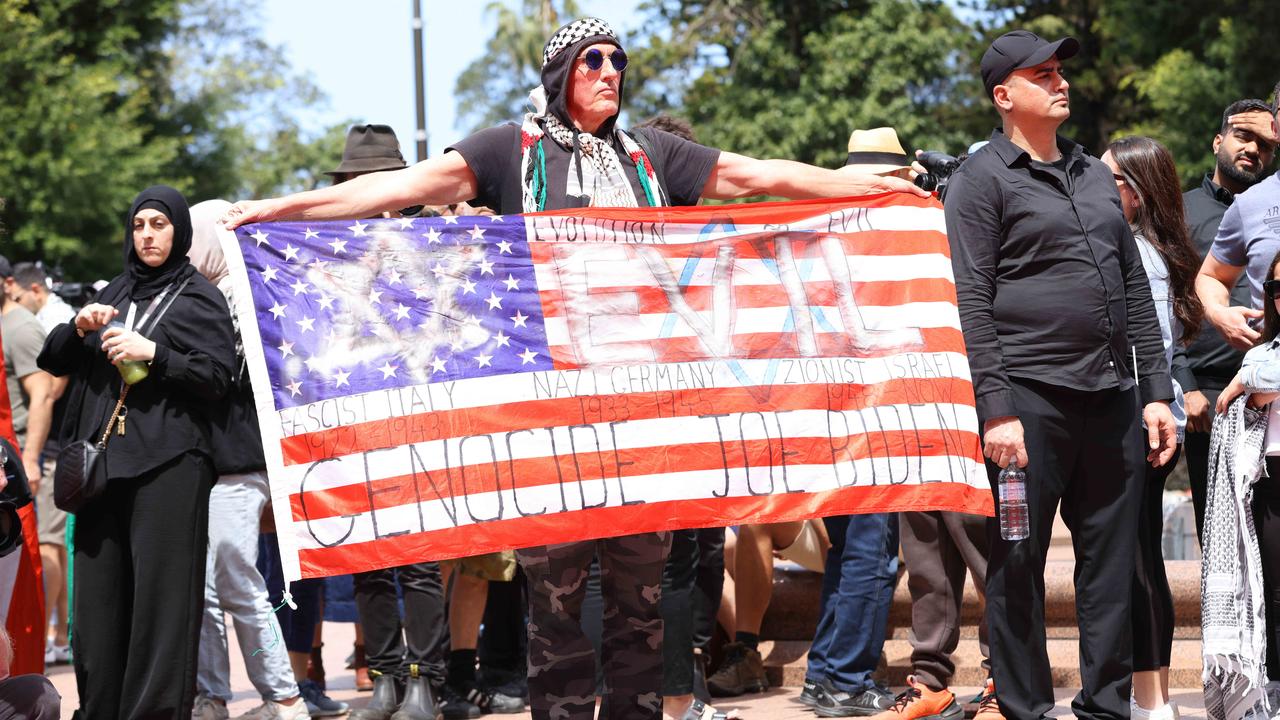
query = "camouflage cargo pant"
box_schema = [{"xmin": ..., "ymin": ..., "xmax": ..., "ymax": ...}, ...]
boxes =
[{"xmin": 517, "ymin": 532, "xmax": 671, "ymax": 720}]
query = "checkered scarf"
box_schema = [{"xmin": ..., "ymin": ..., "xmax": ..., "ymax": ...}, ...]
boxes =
[
  {"xmin": 516, "ymin": 17, "xmax": 666, "ymax": 212},
  {"xmin": 1202, "ymin": 395, "xmax": 1270, "ymax": 720}
]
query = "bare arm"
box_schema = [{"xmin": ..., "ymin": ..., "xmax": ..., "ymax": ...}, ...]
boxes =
[
  {"xmin": 1196, "ymin": 253, "xmax": 1260, "ymax": 350},
  {"xmin": 702, "ymin": 152, "xmax": 928, "ymax": 201},
  {"xmin": 18, "ymin": 370, "xmax": 55, "ymax": 491},
  {"xmin": 222, "ymin": 151, "xmax": 480, "ymax": 229}
]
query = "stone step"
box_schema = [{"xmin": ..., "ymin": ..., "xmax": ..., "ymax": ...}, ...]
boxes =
[
  {"xmin": 761, "ymin": 560, "xmax": 1203, "ymax": 642},
  {"xmin": 759, "ymin": 637, "xmax": 1205, "ymax": 689}
]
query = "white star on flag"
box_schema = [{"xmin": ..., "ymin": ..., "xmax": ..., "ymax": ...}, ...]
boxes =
[
  {"xmin": 286, "ymin": 380, "xmax": 303, "ymax": 397},
  {"xmin": 502, "ymin": 274, "xmax": 520, "ymax": 291},
  {"xmin": 268, "ymin": 302, "xmax": 287, "ymax": 319},
  {"xmin": 308, "ymin": 258, "xmax": 330, "ymax": 274},
  {"xmin": 468, "ymin": 226, "xmax": 486, "ymax": 241},
  {"xmin": 303, "ymin": 228, "xmax": 319, "ymax": 240},
  {"xmin": 296, "ymin": 316, "xmax": 316, "ymax": 333},
  {"xmin": 449, "ymin": 336, "xmax": 465, "ymax": 352},
  {"xmin": 304, "ymin": 356, "xmax": 325, "ymax": 374},
  {"xmin": 485, "ymin": 292, "xmax": 503, "ymax": 310},
  {"xmin": 496, "ymin": 240, "xmax": 514, "ymax": 254},
  {"xmin": 283, "ymin": 244, "xmax": 300, "ymax": 262},
  {"xmin": 475, "ymin": 353, "xmax": 493, "ymax": 368},
  {"xmin": 443, "ymin": 215, "xmax": 459, "ymax": 224},
  {"xmin": 290, "ymin": 279, "xmax": 309, "ymax": 296},
  {"xmin": 430, "ymin": 357, "xmax": 447, "ymax": 374},
  {"xmin": 317, "ymin": 295, "xmax": 336, "ymax": 311},
  {"xmin": 478, "ymin": 258, "xmax": 495, "ymax": 276},
  {"xmin": 510, "ymin": 310, "xmax": 529, "ymax": 328},
  {"xmin": 411, "ymin": 286, "xmax": 430, "ymax": 300},
  {"xmin": 278, "ymin": 340, "xmax": 295, "ymax": 357},
  {"xmin": 424, "ymin": 228, "xmax": 443, "ymax": 244},
  {"xmin": 378, "ymin": 361, "xmax": 399, "ymax": 379},
  {"xmin": 349, "ymin": 220, "xmax": 368, "ymax": 236},
  {"xmin": 464, "ymin": 314, "xmax": 483, "ymax": 327},
  {"xmin": 461, "ymin": 278, "xmax": 478, "ymax": 294},
  {"xmin": 262, "ymin": 266, "xmax": 279, "ymax": 283},
  {"xmin": 393, "ymin": 303, "xmax": 411, "ymax": 320},
  {"xmin": 493, "ymin": 330, "xmax": 511, "ymax": 347},
  {"xmin": 368, "ymin": 288, "xmax": 383, "ymax": 305},
  {"xmin": 386, "ymin": 268, "xmax": 404, "ymax": 285},
  {"xmin": 431, "ymin": 262, "xmax": 450, "ymax": 279},
  {"xmin": 519, "ymin": 348, "xmax": 538, "ymax": 365},
  {"xmin": 397, "ymin": 217, "xmax": 415, "ymax": 230},
  {"xmin": 333, "ymin": 369, "xmax": 351, "ymax": 387},
  {"xmin": 328, "ymin": 238, "xmax": 349, "ymax": 255},
  {"xmin": 489, "ymin": 215, "xmax": 505, "ymax": 222},
  {"xmin": 251, "ymin": 231, "xmax": 270, "ymax": 246}
]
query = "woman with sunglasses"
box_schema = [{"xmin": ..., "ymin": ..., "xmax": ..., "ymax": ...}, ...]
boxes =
[
  {"xmin": 1101, "ymin": 136, "xmax": 1204, "ymax": 720},
  {"xmin": 1216, "ymin": 252, "xmax": 1280, "ymax": 713}
]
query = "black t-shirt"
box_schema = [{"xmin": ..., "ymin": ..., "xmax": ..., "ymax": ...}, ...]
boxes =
[{"xmin": 447, "ymin": 122, "xmax": 721, "ymax": 213}]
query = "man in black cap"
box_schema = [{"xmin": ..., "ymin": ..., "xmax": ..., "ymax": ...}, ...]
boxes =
[
  {"xmin": 223, "ymin": 17, "xmax": 924, "ymax": 720},
  {"xmin": 944, "ymin": 30, "xmax": 1178, "ymax": 720}
]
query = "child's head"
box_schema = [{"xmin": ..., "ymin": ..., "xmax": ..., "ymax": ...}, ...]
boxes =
[{"xmin": 1263, "ymin": 250, "xmax": 1280, "ymax": 344}]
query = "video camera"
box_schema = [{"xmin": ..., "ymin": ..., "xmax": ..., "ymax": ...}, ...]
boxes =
[{"xmin": 913, "ymin": 151, "xmax": 962, "ymax": 193}]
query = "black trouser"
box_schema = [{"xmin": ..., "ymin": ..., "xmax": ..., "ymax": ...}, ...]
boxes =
[
  {"xmin": 354, "ymin": 562, "xmax": 447, "ymax": 685},
  {"xmin": 1184, "ymin": 377, "xmax": 1229, "ymax": 539},
  {"xmin": 660, "ymin": 528, "xmax": 726, "ymax": 695},
  {"xmin": 984, "ymin": 379, "xmax": 1143, "ymax": 720},
  {"xmin": 691, "ymin": 528, "xmax": 726, "ymax": 654},
  {"xmin": 72, "ymin": 452, "xmax": 214, "ymax": 720},
  {"xmin": 1256, "ymin": 459, "xmax": 1280, "ymax": 681},
  {"xmin": 478, "ymin": 570, "xmax": 527, "ymax": 679},
  {"xmin": 1133, "ymin": 446, "xmax": 1181, "ymax": 671}
]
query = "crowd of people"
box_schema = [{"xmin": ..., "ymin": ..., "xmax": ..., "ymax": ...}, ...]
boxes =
[{"xmin": 4, "ymin": 15, "xmax": 1280, "ymax": 720}]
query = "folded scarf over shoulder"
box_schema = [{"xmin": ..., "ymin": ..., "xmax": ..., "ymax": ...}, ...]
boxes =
[{"xmin": 1202, "ymin": 394, "xmax": 1270, "ymax": 720}]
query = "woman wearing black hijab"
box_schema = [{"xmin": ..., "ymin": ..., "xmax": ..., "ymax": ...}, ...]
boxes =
[{"xmin": 38, "ymin": 186, "xmax": 236, "ymax": 720}]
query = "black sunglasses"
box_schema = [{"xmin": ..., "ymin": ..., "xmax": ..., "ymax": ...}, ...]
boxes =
[
  {"xmin": 580, "ymin": 47, "xmax": 628, "ymax": 73},
  {"xmin": 1266, "ymin": 279, "xmax": 1280, "ymax": 299}
]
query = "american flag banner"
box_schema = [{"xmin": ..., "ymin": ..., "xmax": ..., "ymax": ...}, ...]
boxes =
[{"xmin": 224, "ymin": 195, "xmax": 991, "ymax": 581}]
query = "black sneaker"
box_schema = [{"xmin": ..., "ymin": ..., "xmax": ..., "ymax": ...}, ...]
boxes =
[
  {"xmin": 799, "ymin": 677, "xmax": 824, "ymax": 707},
  {"xmin": 440, "ymin": 685, "xmax": 482, "ymax": 720},
  {"xmin": 299, "ymin": 679, "xmax": 350, "ymax": 717},
  {"xmin": 813, "ymin": 679, "xmax": 895, "ymax": 718},
  {"xmin": 456, "ymin": 683, "xmax": 524, "ymax": 714}
]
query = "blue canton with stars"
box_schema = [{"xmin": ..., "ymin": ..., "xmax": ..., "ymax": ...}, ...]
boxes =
[{"xmin": 236, "ymin": 215, "xmax": 554, "ymax": 410}]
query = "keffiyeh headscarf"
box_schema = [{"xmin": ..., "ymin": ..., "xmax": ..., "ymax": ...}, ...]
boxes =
[{"xmin": 518, "ymin": 17, "xmax": 665, "ymax": 212}]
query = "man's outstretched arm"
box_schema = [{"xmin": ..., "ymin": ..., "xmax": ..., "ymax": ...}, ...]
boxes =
[
  {"xmin": 222, "ymin": 151, "xmax": 480, "ymax": 229},
  {"xmin": 701, "ymin": 151, "xmax": 928, "ymax": 201}
]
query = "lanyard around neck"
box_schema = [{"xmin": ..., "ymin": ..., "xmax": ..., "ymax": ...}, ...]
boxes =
[{"xmin": 124, "ymin": 283, "xmax": 176, "ymax": 335}]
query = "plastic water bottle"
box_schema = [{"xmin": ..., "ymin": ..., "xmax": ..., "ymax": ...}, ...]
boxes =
[{"xmin": 998, "ymin": 463, "xmax": 1030, "ymax": 541}]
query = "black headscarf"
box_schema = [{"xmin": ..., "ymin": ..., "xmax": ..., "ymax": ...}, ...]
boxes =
[
  {"xmin": 124, "ymin": 185, "xmax": 197, "ymax": 300},
  {"xmin": 540, "ymin": 19, "xmax": 625, "ymax": 139}
]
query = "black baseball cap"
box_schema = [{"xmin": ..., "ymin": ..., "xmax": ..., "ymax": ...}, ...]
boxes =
[
  {"xmin": 981, "ymin": 30, "xmax": 1079, "ymax": 98},
  {"xmin": 0, "ymin": 255, "xmax": 11, "ymax": 280}
]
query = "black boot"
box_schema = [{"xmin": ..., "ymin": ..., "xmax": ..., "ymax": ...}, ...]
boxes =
[
  {"xmin": 352, "ymin": 671, "xmax": 403, "ymax": 720},
  {"xmin": 391, "ymin": 664, "xmax": 442, "ymax": 720}
]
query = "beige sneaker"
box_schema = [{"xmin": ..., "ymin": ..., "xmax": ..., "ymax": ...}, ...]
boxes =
[
  {"xmin": 193, "ymin": 695, "xmax": 229, "ymax": 720},
  {"xmin": 233, "ymin": 698, "xmax": 312, "ymax": 720}
]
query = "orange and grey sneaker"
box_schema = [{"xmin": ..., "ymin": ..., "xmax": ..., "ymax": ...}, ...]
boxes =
[
  {"xmin": 972, "ymin": 679, "xmax": 1005, "ymax": 720},
  {"xmin": 868, "ymin": 676, "xmax": 962, "ymax": 720}
]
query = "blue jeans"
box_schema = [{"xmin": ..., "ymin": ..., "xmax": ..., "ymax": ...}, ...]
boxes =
[{"xmin": 806, "ymin": 513, "xmax": 898, "ymax": 693}]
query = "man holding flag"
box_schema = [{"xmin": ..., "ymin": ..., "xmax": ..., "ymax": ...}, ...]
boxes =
[{"xmin": 223, "ymin": 16, "xmax": 926, "ymax": 720}]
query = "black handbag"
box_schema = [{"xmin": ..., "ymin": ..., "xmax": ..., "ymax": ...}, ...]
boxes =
[
  {"xmin": 51, "ymin": 277, "xmax": 190, "ymax": 512},
  {"xmin": 52, "ymin": 385, "xmax": 128, "ymax": 513}
]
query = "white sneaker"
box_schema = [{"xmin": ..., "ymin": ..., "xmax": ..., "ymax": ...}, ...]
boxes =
[
  {"xmin": 233, "ymin": 699, "xmax": 311, "ymax": 720},
  {"xmin": 1131, "ymin": 698, "xmax": 1180, "ymax": 720},
  {"xmin": 192, "ymin": 695, "xmax": 230, "ymax": 720}
]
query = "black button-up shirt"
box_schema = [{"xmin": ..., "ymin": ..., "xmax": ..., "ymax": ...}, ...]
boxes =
[
  {"xmin": 1182, "ymin": 174, "xmax": 1247, "ymax": 386},
  {"xmin": 944, "ymin": 129, "xmax": 1174, "ymax": 421}
]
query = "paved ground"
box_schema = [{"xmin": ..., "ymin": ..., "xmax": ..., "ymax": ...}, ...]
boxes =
[{"xmin": 43, "ymin": 619, "xmax": 1209, "ymax": 720}]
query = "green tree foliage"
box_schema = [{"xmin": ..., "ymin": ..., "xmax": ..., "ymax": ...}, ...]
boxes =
[
  {"xmin": 628, "ymin": 0, "xmax": 987, "ymax": 170},
  {"xmin": 0, "ymin": 0, "xmax": 350, "ymax": 279},
  {"xmin": 454, "ymin": 0, "xmax": 582, "ymax": 134},
  {"xmin": 968, "ymin": 0, "xmax": 1280, "ymax": 184}
]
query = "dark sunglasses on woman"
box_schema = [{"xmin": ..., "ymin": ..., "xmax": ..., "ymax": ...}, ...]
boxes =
[
  {"xmin": 1264, "ymin": 279, "xmax": 1280, "ymax": 299},
  {"xmin": 580, "ymin": 47, "xmax": 628, "ymax": 73}
]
